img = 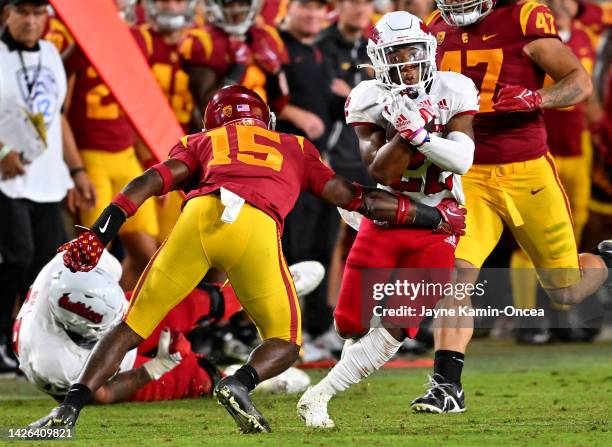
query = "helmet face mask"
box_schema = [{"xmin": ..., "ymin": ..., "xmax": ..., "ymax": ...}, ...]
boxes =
[
  {"xmin": 145, "ymin": 0, "xmax": 198, "ymax": 32},
  {"xmin": 204, "ymin": 85, "xmax": 274, "ymax": 130},
  {"xmin": 48, "ymin": 268, "xmax": 127, "ymax": 342},
  {"xmin": 366, "ymin": 12, "xmax": 437, "ymax": 93},
  {"xmin": 436, "ymin": 0, "xmax": 496, "ymax": 26},
  {"xmin": 205, "ymin": 0, "xmax": 261, "ymax": 35}
]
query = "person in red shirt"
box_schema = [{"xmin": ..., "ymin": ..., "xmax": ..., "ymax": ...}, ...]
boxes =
[{"xmin": 28, "ymin": 85, "xmax": 466, "ymax": 434}]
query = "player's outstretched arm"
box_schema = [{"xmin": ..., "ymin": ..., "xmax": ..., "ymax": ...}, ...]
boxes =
[
  {"xmin": 319, "ymin": 176, "xmax": 466, "ymax": 235},
  {"xmin": 58, "ymin": 160, "xmax": 189, "ymax": 272}
]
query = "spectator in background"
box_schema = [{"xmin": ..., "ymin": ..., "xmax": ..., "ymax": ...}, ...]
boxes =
[
  {"xmin": 0, "ymin": 0, "xmax": 94, "ymax": 373},
  {"xmin": 396, "ymin": 0, "xmax": 436, "ymax": 21},
  {"xmin": 276, "ymin": 0, "xmax": 341, "ymax": 359}
]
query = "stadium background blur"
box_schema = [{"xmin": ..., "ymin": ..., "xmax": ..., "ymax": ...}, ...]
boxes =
[{"xmin": 0, "ymin": 0, "xmax": 611, "ymax": 374}]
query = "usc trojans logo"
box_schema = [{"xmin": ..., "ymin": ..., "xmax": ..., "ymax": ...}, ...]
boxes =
[
  {"xmin": 436, "ymin": 32, "xmax": 445, "ymax": 45},
  {"xmin": 223, "ymin": 105, "xmax": 233, "ymax": 117},
  {"xmin": 461, "ymin": 33, "xmax": 469, "ymax": 44}
]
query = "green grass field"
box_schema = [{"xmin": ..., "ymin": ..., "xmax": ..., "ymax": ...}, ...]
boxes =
[{"xmin": 1, "ymin": 339, "xmax": 611, "ymax": 446}]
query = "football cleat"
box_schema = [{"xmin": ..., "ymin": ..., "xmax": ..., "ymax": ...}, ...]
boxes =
[
  {"xmin": 411, "ymin": 374, "xmax": 465, "ymax": 413},
  {"xmin": 297, "ymin": 386, "xmax": 335, "ymax": 428},
  {"xmin": 27, "ymin": 405, "xmax": 79, "ymax": 429},
  {"xmin": 289, "ymin": 261, "xmax": 325, "ymax": 298},
  {"xmin": 594, "ymin": 240, "xmax": 612, "ymax": 286},
  {"xmin": 214, "ymin": 376, "xmax": 271, "ymax": 433}
]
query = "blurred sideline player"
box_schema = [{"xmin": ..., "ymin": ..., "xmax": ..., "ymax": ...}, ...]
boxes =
[
  {"xmin": 510, "ymin": 0, "xmax": 598, "ymax": 342},
  {"xmin": 298, "ymin": 11, "xmax": 477, "ymax": 428},
  {"xmin": 129, "ymin": 0, "xmax": 198, "ymax": 243},
  {"xmin": 179, "ymin": 0, "xmax": 290, "ymax": 117},
  {"xmin": 416, "ymin": 0, "xmax": 612, "ymax": 414},
  {"xmin": 14, "ymin": 250, "xmax": 220, "ymax": 404},
  {"xmin": 45, "ymin": 11, "xmax": 159, "ymax": 290},
  {"xmin": 28, "ymin": 85, "xmax": 465, "ymax": 433}
]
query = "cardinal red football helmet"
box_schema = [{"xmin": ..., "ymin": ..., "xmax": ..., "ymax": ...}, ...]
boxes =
[{"xmin": 204, "ymin": 85, "xmax": 275, "ymax": 130}]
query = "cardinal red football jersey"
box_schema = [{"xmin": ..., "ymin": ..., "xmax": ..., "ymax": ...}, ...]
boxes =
[
  {"xmin": 132, "ymin": 25, "xmax": 195, "ymax": 132},
  {"xmin": 168, "ymin": 123, "xmax": 335, "ymax": 230},
  {"xmin": 428, "ymin": 1, "xmax": 561, "ymax": 164}
]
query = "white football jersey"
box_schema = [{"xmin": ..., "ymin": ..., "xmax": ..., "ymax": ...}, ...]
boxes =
[
  {"xmin": 345, "ymin": 71, "xmax": 479, "ymax": 206},
  {"xmin": 14, "ymin": 253, "xmax": 136, "ymax": 397}
]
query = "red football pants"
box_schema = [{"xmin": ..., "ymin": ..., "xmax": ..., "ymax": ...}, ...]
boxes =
[{"xmin": 334, "ymin": 219, "xmax": 457, "ymax": 338}]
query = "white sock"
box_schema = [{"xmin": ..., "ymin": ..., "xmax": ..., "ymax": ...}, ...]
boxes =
[{"xmin": 311, "ymin": 328, "xmax": 402, "ymax": 400}]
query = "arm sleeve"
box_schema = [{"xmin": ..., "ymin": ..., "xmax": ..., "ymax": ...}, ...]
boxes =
[
  {"xmin": 417, "ymin": 131, "xmax": 475, "ymax": 175},
  {"xmin": 301, "ymin": 138, "xmax": 336, "ymax": 196}
]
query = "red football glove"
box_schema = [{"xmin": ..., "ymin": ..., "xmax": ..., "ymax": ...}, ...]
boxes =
[
  {"xmin": 434, "ymin": 199, "xmax": 467, "ymax": 236},
  {"xmin": 228, "ymin": 36, "xmax": 253, "ymax": 66},
  {"xmin": 493, "ymin": 83, "xmax": 542, "ymax": 112},
  {"xmin": 250, "ymin": 35, "xmax": 282, "ymax": 74},
  {"xmin": 57, "ymin": 226, "xmax": 104, "ymax": 273}
]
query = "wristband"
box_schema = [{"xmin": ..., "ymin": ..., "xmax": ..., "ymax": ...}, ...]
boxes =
[
  {"xmin": 150, "ymin": 162, "xmax": 174, "ymax": 195},
  {"xmin": 344, "ymin": 182, "xmax": 364, "ymax": 211},
  {"xmin": 90, "ymin": 204, "xmax": 127, "ymax": 245},
  {"xmin": 111, "ymin": 193, "xmax": 138, "ymax": 217},
  {"xmin": 413, "ymin": 202, "xmax": 443, "ymax": 229},
  {"xmin": 394, "ymin": 195, "xmax": 412, "ymax": 225},
  {"xmin": 69, "ymin": 166, "xmax": 86, "ymax": 177},
  {"xmin": 0, "ymin": 144, "xmax": 13, "ymax": 161}
]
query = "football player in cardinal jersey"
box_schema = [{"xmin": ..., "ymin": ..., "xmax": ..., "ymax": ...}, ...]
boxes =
[
  {"xmin": 178, "ymin": 0, "xmax": 290, "ymax": 117},
  {"xmin": 297, "ymin": 11, "xmax": 477, "ymax": 428},
  {"xmin": 27, "ymin": 85, "xmax": 465, "ymax": 433},
  {"xmin": 414, "ymin": 0, "xmax": 612, "ymax": 414}
]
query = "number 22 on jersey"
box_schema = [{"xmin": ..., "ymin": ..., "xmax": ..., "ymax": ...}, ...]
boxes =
[{"xmin": 207, "ymin": 125, "xmax": 284, "ymax": 171}]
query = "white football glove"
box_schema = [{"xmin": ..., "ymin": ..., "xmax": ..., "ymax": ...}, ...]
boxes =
[
  {"xmin": 143, "ymin": 328, "xmax": 182, "ymax": 380},
  {"xmin": 382, "ymin": 95, "xmax": 429, "ymax": 146}
]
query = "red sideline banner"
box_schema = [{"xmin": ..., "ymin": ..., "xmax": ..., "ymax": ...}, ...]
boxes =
[{"xmin": 50, "ymin": 0, "xmax": 183, "ymax": 161}]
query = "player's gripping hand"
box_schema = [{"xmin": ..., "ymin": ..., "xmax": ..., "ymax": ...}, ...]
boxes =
[
  {"xmin": 493, "ymin": 83, "xmax": 542, "ymax": 112},
  {"xmin": 434, "ymin": 199, "xmax": 467, "ymax": 236},
  {"xmin": 382, "ymin": 95, "xmax": 429, "ymax": 146},
  {"xmin": 143, "ymin": 328, "xmax": 185, "ymax": 380},
  {"xmin": 229, "ymin": 35, "xmax": 253, "ymax": 66},
  {"xmin": 57, "ymin": 226, "xmax": 104, "ymax": 273},
  {"xmin": 27, "ymin": 404, "xmax": 79, "ymax": 429}
]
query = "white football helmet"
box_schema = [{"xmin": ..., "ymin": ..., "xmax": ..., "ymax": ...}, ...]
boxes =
[
  {"xmin": 48, "ymin": 266, "xmax": 127, "ymax": 342},
  {"xmin": 204, "ymin": 0, "xmax": 261, "ymax": 35},
  {"xmin": 145, "ymin": 0, "xmax": 198, "ymax": 31},
  {"xmin": 365, "ymin": 11, "xmax": 437, "ymax": 92},
  {"xmin": 435, "ymin": 0, "xmax": 497, "ymax": 27}
]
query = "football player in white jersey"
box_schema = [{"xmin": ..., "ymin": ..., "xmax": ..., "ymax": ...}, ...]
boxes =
[
  {"xmin": 13, "ymin": 251, "xmax": 191, "ymax": 402},
  {"xmin": 297, "ymin": 11, "xmax": 478, "ymax": 428},
  {"xmin": 15, "ymin": 251, "xmax": 326, "ymax": 403}
]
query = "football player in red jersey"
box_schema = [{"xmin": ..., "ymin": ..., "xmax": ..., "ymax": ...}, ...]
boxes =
[
  {"xmin": 179, "ymin": 0, "xmax": 290, "ymax": 117},
  {"xmin": 415, "ymin": 0, "xmax": 612, "ymax": 413},
  {"xmin": 28, "ymin": 85, "xmax": 466, "ymax": 433}
]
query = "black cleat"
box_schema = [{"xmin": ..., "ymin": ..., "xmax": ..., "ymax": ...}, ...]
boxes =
[
  {"xmin": 411, "ymin": 374, "xmax": 466, "ymax": 413},
  {"xmin": 214, "ymin": 376, "xmax": 271, "ymax": 433},
  {"xmin": 28, "ymin": 405, "xmax": 79, "ymax": 429},
  {"xmin": 595, "ymin": 240, "xmax": 612, "ymax": 286}
]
